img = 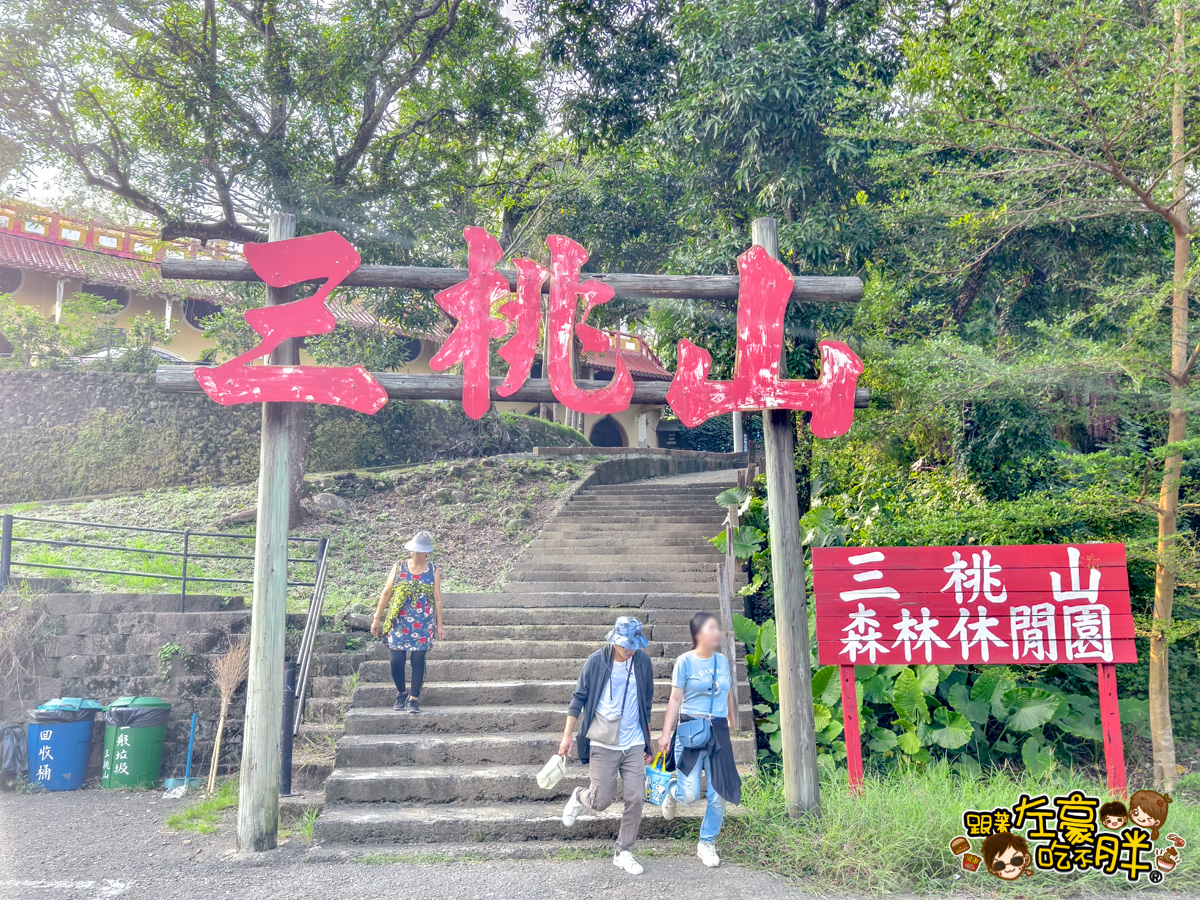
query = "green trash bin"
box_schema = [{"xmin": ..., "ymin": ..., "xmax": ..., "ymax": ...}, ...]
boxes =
[{"xmin": 101, "ymin": 697, "xmax": 171, "ymax": 789}]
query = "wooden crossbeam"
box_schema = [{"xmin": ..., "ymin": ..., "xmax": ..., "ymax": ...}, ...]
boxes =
[
  {"xmin": 160, "ymin": 258, "xmax": 862, "ymax": 304},
  {"xmin": 155, "ymin": 366, "xmax": 871, "ymax": 408}
]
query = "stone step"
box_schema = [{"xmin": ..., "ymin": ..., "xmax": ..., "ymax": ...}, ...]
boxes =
[
  {"xmin": 352, "ymin": 678, "xmax": 747, "ymax": 708},
  {"xmin": 501, "ymin": 581, "xmax": 719, "ymax": 594},
  {"xmin": 443, "ymin": 592, "xmax": 717, "ymax": 609},
  {"xmin": 44, "ymin": 630, "xmax": 242, "ymax": 659},
  {"xmin": 59, "ymin": 610, "xmax": 252, "ymax": 635},
  {"xmin": 555, "ymin": 510, "xmax": 725, "ymax": 521},
  {"xmin": 528, "ymin": 535, "xmax": 720, "ymax": 546},
  {"xmin": 423, "ymin": 640, "xmax": 692, "ymax": 660},
  {"xmin": 440, "ymin": 607, "xmax": 702, "ymax": 627},
  {"xmin": 40, "ymin": 593, "xmax": 246, "ymax": 615},
  {"xmin": 357, "ymin": 657, "xmax": 748, "ymax": 684},
  {"xmin": 313, "ymin": 800, "xmax": 741, "ymax": 844},
  {"xmin": 519, "ymin": 547, "xmax": 720, "ymax": 558},
  {"xmin": 483, "ymin": 591, "xmax": 722, "ymax": 610},
  {"xmin": 507, "ymin": 569, "xmax": 726, "ymax": 584},
  {"xmin": 343, "ymin": 703, "xmax": 755, "ymax": 736},
  {"xmin": 545, "ymin": 516, "xmax": 723, "ymax": 527},
  {"xmin": 425, "ymin": 623, "xmax": 693, "ymax": 642},
  {"xmin": 325, "ymin": 760, "xmax": 753, "ymax": 803},
  {"xmin": 333, "ymin": 732, "xmax": 758, "ymax": 769}
]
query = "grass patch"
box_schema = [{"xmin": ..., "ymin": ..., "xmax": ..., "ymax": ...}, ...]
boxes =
[
  {"xmin": 165, "ymin": 778, "xmax": 238, "ymax": 834},
  {"xmin": 1, "ymin": 457, "xmax": 596, "ymax": 611},
  {"xmin": 280, "ymin": 805, "xmax": 320, "ymax": 846},
  {"xmin": 724, "ymin": 765, "xmax": 1199, "ymax": 896}
]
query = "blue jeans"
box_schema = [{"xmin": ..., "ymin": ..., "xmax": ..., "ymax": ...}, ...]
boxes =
[{"xmin": 671, "ymin": 742, "xmax": 726, "ymax": 843}]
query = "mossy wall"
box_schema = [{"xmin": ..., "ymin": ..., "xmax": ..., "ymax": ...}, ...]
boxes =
[{"xmin": 0, "ymin": 371, "xmax": 586, "ymax": 502}]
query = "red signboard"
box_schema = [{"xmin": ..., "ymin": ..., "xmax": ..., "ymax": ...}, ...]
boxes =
[
  {"xmin": 812, "ymin": 544, "xmax": 1136, "ymax": 796},
  {"xmin": 193, "ymin": 229, "xmax": 865, "ymax": 433}
]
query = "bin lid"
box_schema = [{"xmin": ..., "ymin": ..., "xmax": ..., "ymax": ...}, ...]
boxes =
[
  {"xmin": 105, "ymin": 696, "xmax": 171, "ymax": 709},
  {"xmin": 38, "ymin": 698, "xmax": 103, "ymax": 711}
]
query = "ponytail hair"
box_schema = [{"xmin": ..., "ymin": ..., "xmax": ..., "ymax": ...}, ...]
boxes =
[{"xmin": 689, "ymin": 611, "xmax": 719, "ymax": 649}]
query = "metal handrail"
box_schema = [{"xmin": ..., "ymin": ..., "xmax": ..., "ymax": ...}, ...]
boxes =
[{"xmin": 0, "ymin": 513, "xmax": 322, "ymax": 610}]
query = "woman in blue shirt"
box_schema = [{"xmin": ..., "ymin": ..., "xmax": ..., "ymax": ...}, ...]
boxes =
[{"xmin": 657, "ymin": 611, "xmax": 741, "ymax": 868}]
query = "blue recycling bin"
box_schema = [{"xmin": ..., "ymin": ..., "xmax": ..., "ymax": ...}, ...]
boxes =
[{"xmin": 27, "ymin": 698, "xmax": 102, "ymax": 791}]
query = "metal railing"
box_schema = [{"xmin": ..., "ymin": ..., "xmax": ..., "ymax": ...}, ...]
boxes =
[{"xmin": 0, "ymin": 513, "xmax": 326, "ymax": 612}]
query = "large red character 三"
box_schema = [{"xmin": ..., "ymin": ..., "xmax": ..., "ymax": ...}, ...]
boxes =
[
  {"xmin": 194, "ymin": 232, "xmax": 388, "ymax": 414},
  {"xmin": 665, "ymin": 245, "xmax": 863, "ymax": 438}
]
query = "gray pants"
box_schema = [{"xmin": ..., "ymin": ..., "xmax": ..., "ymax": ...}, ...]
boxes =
[{"xmin": 579, "ymin": 745, "xmax": 645, "ymax": 852}]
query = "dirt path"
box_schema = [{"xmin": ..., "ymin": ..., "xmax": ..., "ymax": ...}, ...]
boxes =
[{"xmin": 0, "ymin": 792, "xmax": 812, "ymax": 900}]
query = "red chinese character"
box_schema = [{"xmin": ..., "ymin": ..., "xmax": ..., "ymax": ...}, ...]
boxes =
[
  {"xmin": 194, "ymin": 232, "xmax": 388, "ymax": 414},
  {"xmin": 545, "ymin": 235, "xmax": 634, "ymax": 414},
  {"xmin": 665, "ymin": 245, "xmax": 863, "ymax": 437},
  {"xmin": 430, "ymin": 227, "xmax": 512, "ymax": 419},
  {"xmin": 497, "ymin": 258, "xmax": 548, "ymax": 397}
]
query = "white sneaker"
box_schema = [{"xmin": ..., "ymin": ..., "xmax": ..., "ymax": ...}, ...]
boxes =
[
  {"xmin": 697, "ymin": 841, "xmax": 721, "ymax": 868},
  {"xmin": 613, "ymin": 850, "xmax": 644, "ymax": 875},
  {"xmin": 661, "ymin": 790, "xmax": 679, "ymax": 821},
  {"xmin": 562, "ymin": 787, "xmax": 584, "ymax": 826}
]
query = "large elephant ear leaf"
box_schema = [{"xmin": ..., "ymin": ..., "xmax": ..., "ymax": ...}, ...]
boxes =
[
  {"xmin": 927, "ymin": 707, "xmax": 974, "ymax": 749},
  {"xmin": 949, "ymin": 683, "xmax": 990, "ymax": 725},
  {"xmin": 729, "ymin": 525, "xmax": 766, "ymax": 559},
  {"xmin": 1020, "ymin": 736, "xmax": 1056, "ymax": 777},
  {"xmin": 812, "ymin": 703, "xmax": 833, "ymax": 732},
  {"xmin": 811, "ymin": 665, "xmax": 842, "ymax": 706},
  {"xmin": 733, "ymin": 614, "xmax": 760, "ymax": 647},
  {"xmin": 715, "ymin": 487, "xmax": 750, "ymax": 510},
  {"xmin": 1002, "ymin": 687, "xmax": 1064, "ymax": 731},
  {"xmin": 897, "ymin": 729, "xmax": 922, "ymax": 755},
  {"xmin": 914, "ymin": 664, "xmax": 941, "ymax": 694},
  {"xmin": 757, "ymin": 619, "xmax": 778, "ymax": 658},
  {"xmin": 892, "ymin": 668, "xmax": 930, "ymax": 725}
]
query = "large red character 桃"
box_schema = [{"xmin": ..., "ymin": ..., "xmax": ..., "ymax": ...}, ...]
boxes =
[
  {"xmin": 194, "ymin": 232, "xmax": 388, "ymax": 414},
  {"xmin": 665, "ymin": 245, "xmax": 863, "ymax": 438}
]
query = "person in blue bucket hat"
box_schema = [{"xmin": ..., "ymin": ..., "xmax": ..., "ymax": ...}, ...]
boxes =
[{"xmin": 558, "ymin": 616, "xmax": 655, "ymax": 875}]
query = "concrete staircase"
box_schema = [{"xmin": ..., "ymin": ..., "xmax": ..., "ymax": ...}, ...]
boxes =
[{"xmin": 314, "ymin": 473, "xmax": 753, "ymax": 845}]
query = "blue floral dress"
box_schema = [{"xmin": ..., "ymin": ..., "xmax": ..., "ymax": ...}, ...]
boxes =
[{"xmin": 386, "ymin": 562, "xmax": 437, "ymax": 652}]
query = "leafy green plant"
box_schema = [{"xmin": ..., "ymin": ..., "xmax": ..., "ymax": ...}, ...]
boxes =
[{"xmin": 158, "ymin": 641, "xmax": 186, "ymax": 681}]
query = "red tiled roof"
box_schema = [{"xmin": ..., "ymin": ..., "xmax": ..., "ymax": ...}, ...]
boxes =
[
  {"xmin": 582, "ymin": 332, "xmax": 673, "ymax": 381},
  {"xmin": 0, "ymin": 232, "xmax": 230, "ymax": 302}
]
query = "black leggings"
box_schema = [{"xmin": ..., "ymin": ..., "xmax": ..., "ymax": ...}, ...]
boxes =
[{"xmin": 390, "ymin": 648, "xmax": 427, "ymax": 697}]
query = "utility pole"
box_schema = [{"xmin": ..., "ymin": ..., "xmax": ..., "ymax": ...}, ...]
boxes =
[
  {"xmin": 753, "ymin": 217, "xmax": 820, "ymax": 819},
  {"xmin": 237, "ymin": 211, "xmax": 296, "ymax": 852},
  {"xmin": 732, "ymin": 411, "xmax": 744, "ymax": 454}
]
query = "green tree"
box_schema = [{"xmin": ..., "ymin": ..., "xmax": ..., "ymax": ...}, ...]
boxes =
[{"xmin": 861, "ymin": 0, "xmax": 1200, "ymax": 788}]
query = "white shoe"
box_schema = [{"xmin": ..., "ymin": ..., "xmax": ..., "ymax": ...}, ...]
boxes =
[
  {"xmin": 613, "ymin": 850, "xmax": 644, "ymax": 875},
  {"xmin": 661, "ymin": 790, "xmax": 679, "ymax": 821},
  {"xmin": 562, "ymin": 787, "xmax": 584, "ymax": 826},
  {"xmin": 697, "ymin": 841, "xmax": 721, "ymax": 868}
]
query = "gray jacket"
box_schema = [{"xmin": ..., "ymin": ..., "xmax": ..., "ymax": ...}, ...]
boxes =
[{"xmin": 567, "ymin": 645, "xmax": 654, "ymax": 764}]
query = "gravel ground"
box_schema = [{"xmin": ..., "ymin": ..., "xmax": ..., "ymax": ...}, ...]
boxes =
[{"xmin": 0, "ymin": 792, "xmax": 812, "ymax": 900}]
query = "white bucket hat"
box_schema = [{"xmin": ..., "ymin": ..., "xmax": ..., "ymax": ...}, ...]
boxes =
[{"xmin": 404, "ymin": 531, "xmax": 435, "ymax": 553}]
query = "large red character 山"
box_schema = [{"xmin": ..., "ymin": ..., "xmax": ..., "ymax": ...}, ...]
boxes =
[
  {"xmin": 665, "ymin": 245, "xmax": 863, "ymax": 438},
  {"xmin": 194, "ymin": 232, "xmax": 388, "ymax": 414}
]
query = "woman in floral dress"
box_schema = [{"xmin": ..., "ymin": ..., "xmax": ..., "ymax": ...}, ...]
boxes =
[{"xmin": 371, "ymin": 531, "xmax": 445, "ymax": 714}]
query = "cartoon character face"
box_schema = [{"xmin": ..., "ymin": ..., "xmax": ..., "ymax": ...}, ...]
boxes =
[
  {"xmin": 1099, "ymin": 801, "xmax": 1128, "ymax": 830},
  {"xmin": 982, "ymin": 832, "xmax": 1031, "ymax": 881},
  {"xmin": 992, "ymin": 845, "xmax": 1027, "ymax": 880},
  {"xmin": 1129, "ymin": 790, "xmax": 1173, "ymax": 840}
]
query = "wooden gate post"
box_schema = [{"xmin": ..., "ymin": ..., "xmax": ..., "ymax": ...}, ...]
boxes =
[
  {"xmin": 237, "ymin": 211, "xmax": 297, "ymax": 852},
  {"xmin": 753, "ymin": 217, "xmax": 820, "ymax": 819}
]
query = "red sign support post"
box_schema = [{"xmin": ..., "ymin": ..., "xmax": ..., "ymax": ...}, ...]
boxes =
[{"xmin": 813, "ymin": 544, "xmax": 1136, "ymax": 798}]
